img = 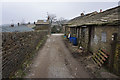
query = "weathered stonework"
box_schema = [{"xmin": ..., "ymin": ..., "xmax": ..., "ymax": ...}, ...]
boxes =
[
  {"xmin": 35, "ymin": 24, "xmax": 49, "ymax": 30},
  {"xmin": 90, "ymin": 26, "xmax": 119, "ymax": 54}
]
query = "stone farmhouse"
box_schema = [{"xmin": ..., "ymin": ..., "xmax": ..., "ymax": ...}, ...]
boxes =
[
  {"xmin": 64, "ymin": 6, "xmax": 120, "ymax": 75},
  {"xmin": 35, "ymin": 20, "xmax": 50, "ymax": 30}
]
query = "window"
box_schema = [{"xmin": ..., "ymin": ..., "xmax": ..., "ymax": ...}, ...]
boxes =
[{"xmin": 101, "ymin": 32, "xmax": 107, "ymax": 42}]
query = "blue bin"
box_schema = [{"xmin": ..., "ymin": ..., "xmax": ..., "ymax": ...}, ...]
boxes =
[
  {"xmin": 69, "ymin": 37, "xmax": 77, "ymax": 46},
  {"xmin": 69, "ymin": 37, "xmax": 73, "ymax": 43},
  {"xmin": 72, "ymin": 37, "xmax": 77, "ymax": 46}
]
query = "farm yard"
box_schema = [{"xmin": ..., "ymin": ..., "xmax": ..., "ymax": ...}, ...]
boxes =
[{"xmin": 1, "ymin": 1, "xmax": 120, "ymax": 79}]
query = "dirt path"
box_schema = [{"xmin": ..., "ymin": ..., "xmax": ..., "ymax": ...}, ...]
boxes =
[{"xmin": 25, "ymin": 34, "xmax": 92, "ymax": 78}]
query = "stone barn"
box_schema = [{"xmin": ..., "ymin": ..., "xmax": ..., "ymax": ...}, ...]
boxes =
[
  {"xmin": 66, "ymin": 6, "xmax": 120, "ymax": 74},
  {"xmin": 35, "ymin": 20, "xmax": 50, "ymax": 30}
]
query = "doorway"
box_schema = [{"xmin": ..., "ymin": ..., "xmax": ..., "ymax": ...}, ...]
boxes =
[{"xmin": 88, "ymin": 26, "xmax": 95, "ymax": 53}]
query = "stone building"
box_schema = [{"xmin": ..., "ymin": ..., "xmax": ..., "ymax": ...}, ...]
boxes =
[
  {"xmin": 35, "ymin": 20, "xmax": 50, "ymax": 30},
  {"xmin": 65, "ymin": 6, "xmax": 120, "ymax": 74}
]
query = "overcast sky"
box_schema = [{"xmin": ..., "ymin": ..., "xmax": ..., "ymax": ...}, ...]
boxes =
[{"xmin": 0, "ymin": 0, "xmax": 119, "ymax": 25}]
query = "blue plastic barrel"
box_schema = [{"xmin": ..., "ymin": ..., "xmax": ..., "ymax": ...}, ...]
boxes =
[
  {"xmin": 69, "ymin": 37, "xmax": 73, "ymax": 43},
  {"xmin": 72, "ymin": 37, "xmax": 77, "ymax": 46}
]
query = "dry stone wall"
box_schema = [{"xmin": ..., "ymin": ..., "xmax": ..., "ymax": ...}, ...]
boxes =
[{"xmin": 2, "ymin": 31, "xmax": 48, "ymax": 78}]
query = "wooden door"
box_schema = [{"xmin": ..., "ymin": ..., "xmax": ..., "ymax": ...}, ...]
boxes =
[{"xmin": 88, "ymin": 26, "xmax": 94, "ymax": 53}]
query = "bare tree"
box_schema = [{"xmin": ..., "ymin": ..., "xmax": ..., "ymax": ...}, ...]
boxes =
[
  {"xmin": 47, "ymin": 13, "xmax": 57, "ymax": 35},
  {"xmin": 57, "ymin": 17, "xmax": 68, "ymax": 33},
  {"xmin": 47, "ymin": 13, "xmax": 56, "ymax": 23}
]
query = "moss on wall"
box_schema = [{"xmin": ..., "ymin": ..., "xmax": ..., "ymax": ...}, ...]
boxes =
[{"xmin": 2, "ymin": 31, "xmax": 48, "ymax": 78}]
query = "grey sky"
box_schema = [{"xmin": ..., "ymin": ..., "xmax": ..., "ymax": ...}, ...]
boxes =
[{"xmin": 1, "ymin": 2, "xmax": 118, "ymax": 25}]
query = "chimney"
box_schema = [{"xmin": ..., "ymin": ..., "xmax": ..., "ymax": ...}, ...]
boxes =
[
  {"xmin": 81, "ymin": 13, "xmax": 84, "ymax": 16},
  {"xmin": 100, "ymin": 9, "xmax": 102, "ymax": 12},
  {"xmin": 34, "ymin": 22, "xmax": 35, "ymax": 24},
  {"xmin": 11, "ymin": 24, "xmax": 14, "ymax": 27},
  {"xmin": 94, "ymin": 11, "xmax": 98, "ymax": 14},
  {"xmin": 28, "ymin": 22, "xmax": 30, "ymax": 24},
  {"xmin": 18, "ymin": 23, "xmax": 20, "ymax": 26},
  {"xmin": 47, "ymin": 16, "xmax": 50, "ymax": 21}
]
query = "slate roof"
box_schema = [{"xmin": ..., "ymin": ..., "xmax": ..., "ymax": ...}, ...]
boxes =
[
  {"xmin": 35, "ymin": 20, "xmax": 49, "ymax": 25},
  {"xmin": 67, "ymin": 6, "xmax": 120, "ymax": 27},
  {"xmin": 27, "ymin": 24, "xmax": 36, "ymax": 28},
  {"xmin": 2, "ymin": 25, "xmax": 34, "ymax": 32}
]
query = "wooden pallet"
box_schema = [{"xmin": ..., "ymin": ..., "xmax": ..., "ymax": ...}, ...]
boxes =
[{"xmin": 92, "ymin": 48, "xmax": 109, "ymax": 67}]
